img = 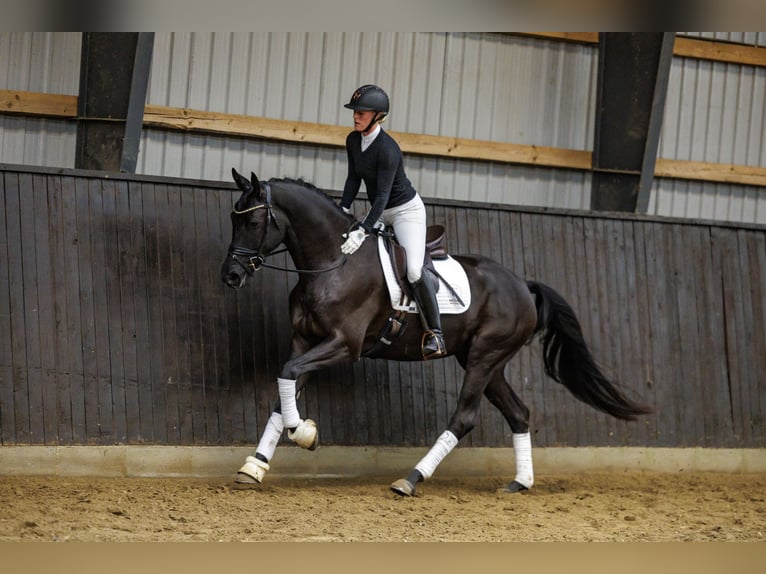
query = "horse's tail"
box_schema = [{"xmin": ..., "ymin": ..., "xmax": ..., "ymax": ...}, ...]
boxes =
[{"xmin": 527, "ymin": 281, "xmax": 653, "ymax": 421}]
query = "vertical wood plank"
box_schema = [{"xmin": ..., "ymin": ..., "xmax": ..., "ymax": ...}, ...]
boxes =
[
  {"xmin": 100, "ymin": 179, "xmax": 124, "ymax": 443},
  {"xmin": 142, "ymin": 182, "xmax": 169, "ymax": 444},
  {"xmin": 630, "ymin": 221, "xmax": 660, "ymax": 445},
  {"xmin": 48, "ymin": 175, "xmax": 74, "ymax": 444},
  {"xmin": 174, "ymin": 183, "xmax": 196, "ymax": 443},
  {"xmin": 128, "ymin": 181, "xmax": 155, "ymax": 443},
  {"xmin": 20, "ymin": 173, "xmax": 43, "ymax": 444},
  {"xmin": 1, "ymin": 172, "xmax": 22, "ymax": 444},
  {"xmin": 31, "ymin": 174, "xmax": 59, "ymax": 443},
  {"xmin": 0, "ymin": 172, "xmax": 13, "ymax": 443},
  {"xmin": 747, "ymin": 231, "xmax": 766, "ymax": 444},
  {"xmin": 114, "ymin": 179, "xmax": 138, "ymax": 443},
  {"xmin": 75, "ymin": 178, "xmax": 99, "ymax": 443}
]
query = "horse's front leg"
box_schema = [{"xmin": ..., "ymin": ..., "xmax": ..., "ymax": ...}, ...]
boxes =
[
  {"xmin": 237, "ymin": 333, "xmax": 351, "ymax": 484},
  {"xmin": 277, "ymin": 331, "xmax": 353, "ymax": 449}
]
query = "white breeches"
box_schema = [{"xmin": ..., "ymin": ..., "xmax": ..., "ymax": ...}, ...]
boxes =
[{"xmin": 378, "ymin": 194, "xmax": 427, "ymax": 283}]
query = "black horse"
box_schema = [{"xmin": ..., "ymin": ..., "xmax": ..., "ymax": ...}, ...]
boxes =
[{"xmin": 221, "ymin": 169, "xmax": 651, "ymax": 496}]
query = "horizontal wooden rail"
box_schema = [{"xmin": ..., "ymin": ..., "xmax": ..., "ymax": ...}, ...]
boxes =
[
  {"xmin": 2, "ymin": 89, "xmax": 765, "ymax": 187},
  {"xmin": 515, "ymin": 33, "xmax": 766, "ymax": 68}
]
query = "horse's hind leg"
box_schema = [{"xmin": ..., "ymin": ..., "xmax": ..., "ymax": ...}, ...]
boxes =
[
  {"xmin": 484, "ymin": 370, "xmax": 534, "ymax": 492},
  {"xmin": 390, "ymin": 357, "xmax": 500, "ymax": 497}
]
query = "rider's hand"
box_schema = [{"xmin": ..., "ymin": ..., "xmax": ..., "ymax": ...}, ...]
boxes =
[
  {"xmin": 341, "ymin": 206, "xmax": 352, "ymax": 215},
  {"xmin": 341, "ymin": 228, "xmax": 368, "ymax": 255}
]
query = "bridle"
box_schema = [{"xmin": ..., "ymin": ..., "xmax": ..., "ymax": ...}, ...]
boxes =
[{"xmin": 227, "ymin": 182, "xmax": 347, "ymax": 276}]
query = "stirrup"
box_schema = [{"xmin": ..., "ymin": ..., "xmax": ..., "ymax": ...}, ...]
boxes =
[{"xmin": 421, "ymin": 331, "xmax": 446, "ymax": 360}]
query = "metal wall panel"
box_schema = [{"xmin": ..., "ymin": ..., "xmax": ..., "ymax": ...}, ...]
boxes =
[
  {"xmin": 651, "ymin": 55, "xmax": 766, "ymax": 223},
  {"xmin": 1, "ymin": 32, "xmax": 765, "ymax": 223},
  {"xmin": 0, "ymin": 33, "xmax": 80, "ymax": 169},
  {"xmin": 682, "ymin": 32, "xmax": 766, "ymax": 47},
  {"xmin": 138, "ymin": 32, "xmax": 596, "ymax": 209}
]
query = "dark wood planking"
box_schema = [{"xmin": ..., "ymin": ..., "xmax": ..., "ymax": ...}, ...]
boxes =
[
  {"xmin": 21, "ymin": 174, "xmax": 44, "ymax": 445},
  {"xmin": 1, "ymin": 172, "xmax": 23, "ymax": 444},
  {"xmin": 140, "ymin": 181, "xmax": 168, "ymax": 444},
  {"xmin": 100, "ymin": 178, "xmax": 126, "ymax": 444},
  {"xmin": 2, "ymin": 168, "xmax": 765, "ymax": 449},
  {"xmin": 0, "ymin": 171, "xmax": 15, "ymax": 444},
  {"xmin": 35, "ymin": 174, "xmax": 61, "ymax": 445}
]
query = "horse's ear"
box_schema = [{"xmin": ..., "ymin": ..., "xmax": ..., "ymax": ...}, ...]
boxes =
[
  {"xmin": 250, "ymin": 172, "xmax": 263, "ymax": 201},
  {"xmin": 232, "ymin": 168, "xmax": 251, "ymax": 193}
]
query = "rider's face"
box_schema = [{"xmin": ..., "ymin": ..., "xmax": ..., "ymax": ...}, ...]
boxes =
[{"xmin": 353, "ymin": 109, "xmax": 377, "ymax": 134}]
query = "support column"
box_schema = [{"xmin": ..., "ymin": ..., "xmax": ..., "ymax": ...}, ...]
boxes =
[
  {"xmin": 75, "ymin": 32, "xmax": 154, "ymax": 173},
  {"xmin": 591, "ymin": 32, "xmax": 675, "ymax": 213}
]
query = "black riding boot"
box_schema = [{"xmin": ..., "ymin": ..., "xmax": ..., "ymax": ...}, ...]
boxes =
[{"xmin": 411, "ymin": 273, "xmax": 446, "ymax": 360}]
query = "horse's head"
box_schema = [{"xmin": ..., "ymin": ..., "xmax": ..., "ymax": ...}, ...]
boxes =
[{"xmin": 221, "ymin": 168, "xmax": 285, "ymax": 288}]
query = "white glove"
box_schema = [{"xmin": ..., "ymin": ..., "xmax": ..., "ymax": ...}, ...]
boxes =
[
  {"xmin": 341, "ymin": 206, "xmax": 352, "ymax": 215},
  {"xmin": 341, "ymin": 228, "xmax": 368, "ymax": 255}
]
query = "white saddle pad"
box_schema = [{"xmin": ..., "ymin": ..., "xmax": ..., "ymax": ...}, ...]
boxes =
[{"xmin": 378, "ymin": 236, "xmax": 471, "ymax": 314}]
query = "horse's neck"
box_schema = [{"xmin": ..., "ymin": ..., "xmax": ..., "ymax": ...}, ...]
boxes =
[{"xmin": 277, "ymin": 188, "xmax": 348, "ymax": 269}]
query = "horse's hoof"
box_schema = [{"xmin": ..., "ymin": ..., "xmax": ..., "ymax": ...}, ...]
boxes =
[
  {"xmin": 235, "ymin": 472, "xmax": 259, "ymax": 484},
  {"xmin": 390, "ymin": 478, "xmax": 416, "ymax": 497},
  {"xmin": 503, "ymin": 480, "xmax": 529, "ymax": 493},
  {"xmin": 236, "ymin": 456, "xmax": 269, "ymax": 484},
  {"xmin": 288, "ymin": 419, "xmax": 319, "ymax": 450}
]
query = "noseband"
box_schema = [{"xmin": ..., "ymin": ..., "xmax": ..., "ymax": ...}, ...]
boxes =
[{"xmin": 228, "ymin": 183, "xmax": 280, "ymax": 275}]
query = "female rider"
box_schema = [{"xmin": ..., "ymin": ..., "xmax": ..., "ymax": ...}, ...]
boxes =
[{"xmin": 339, "ymin": 84, "xmax": 445, "ymax": 360}]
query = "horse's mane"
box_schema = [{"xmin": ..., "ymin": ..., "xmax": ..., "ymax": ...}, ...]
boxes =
[{"xmin": 268, "ymin": 177, "xmax": 350, "ymax": 217}]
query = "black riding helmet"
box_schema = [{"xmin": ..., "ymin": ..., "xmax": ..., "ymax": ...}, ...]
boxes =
[{"xmin": 344, "ymin": 84, "xmax": 389, "ymax": 132}]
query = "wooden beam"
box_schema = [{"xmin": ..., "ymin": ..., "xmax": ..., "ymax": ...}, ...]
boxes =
[
  {"xmin": 142, "ymin": 104, "xmax": 592, "ymax": 170},
  {"xmin": 515, "ymin": 32, "xmax": 766, "ymax": 68},
  {"xmin": 1, "ymin": 90, "xmax": 77, "ymax": 117},
  {"xmin": 673, "ymin": 36, "xmax": 766, "ymax": 68},
  {"xmin": 2, "ymin": 89, "xmax": 765, "ymax": 188},
  {"xmin": 515, "ymin": 32, "xmax": 598, "ymax": 44},
  {"xmin": 655, "ymin": 158, "xmax": 766, "ymax": 188}
]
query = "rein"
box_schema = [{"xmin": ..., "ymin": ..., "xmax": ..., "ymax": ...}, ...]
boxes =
[{"xmin": 228, "ymin": 183, "xmax": 348, "ymax": 276}]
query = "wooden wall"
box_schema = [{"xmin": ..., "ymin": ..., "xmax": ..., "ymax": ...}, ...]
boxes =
[{"xmin": 1, "ymin": 166, "xmax": 764, "ymax": 448}]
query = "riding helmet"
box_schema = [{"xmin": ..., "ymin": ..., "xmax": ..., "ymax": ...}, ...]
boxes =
[{"xmin": 344, "ymin": 84, "xmax": 390, "ymax": 115}]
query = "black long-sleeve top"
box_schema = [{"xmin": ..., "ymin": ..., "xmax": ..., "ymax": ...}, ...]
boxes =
[{"xmin": 340, "ymin": 129, "xmax": 416, "ymax": 232}]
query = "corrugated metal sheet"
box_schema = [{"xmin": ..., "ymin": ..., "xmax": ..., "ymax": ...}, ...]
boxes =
[
  {"xmin": 138, "ymin": 32, "xmax": 596, "ymax": 210},
  {"xmin": 0, "ymin": 32, "xmax": 81, "ymax": 94},
  {"xmin": 682, "ymin": 32, "xmax": 766, "ymax": 47},
  {"xmin": 651, "ymin": 55, "xmax": 766, "ymax": 223},
  {"xmin": 0, "ymin": 33, "xmax": 80, "ymax": 168},
  {"xmin": 1, "ymin": 32, "xmax": 764, "ymax": 223}
]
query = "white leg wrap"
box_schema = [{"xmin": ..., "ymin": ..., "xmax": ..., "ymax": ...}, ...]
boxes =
[
  {"xmin": 414, "ymin": 430, "xmax": 459, "ymax": 480},
  {"xmin": 513, "ymin": 432, "xmax": 534, "ymax": 488},
  {"xmin": 278, "ymin": 377, "xmax": 301, "ymax": 428},
  {"xmin": 255, "ymin": 412, "xmax": 284, "ymax": 462}
]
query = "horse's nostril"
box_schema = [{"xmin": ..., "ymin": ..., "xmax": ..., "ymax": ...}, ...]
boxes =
[{"xmin": 224, "ymin": 271, "xmax": 243, "ymax": 288}]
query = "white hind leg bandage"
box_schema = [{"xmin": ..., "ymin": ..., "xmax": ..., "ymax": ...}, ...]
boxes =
[
  {"xmin": 255, "ymin": 412, "xmax": 284, "ymax": 462},
  {"xmin": 513, "ymin": 432, "xmax": 534, "ymax": 488},
  {"xmin": 278, "ymin": 377, "xmax": 301, "ymax": 428},
  {"xmin": 414, "ymin": 430, "xmax": 459, "ymax": 480}
]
